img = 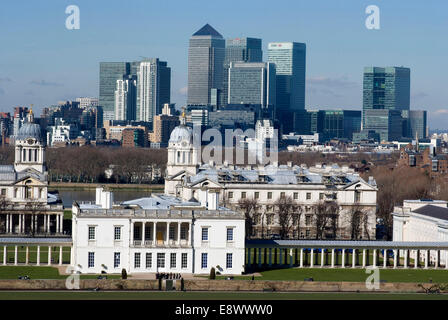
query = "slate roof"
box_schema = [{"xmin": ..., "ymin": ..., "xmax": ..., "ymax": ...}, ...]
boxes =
[
  {"xmin": 413, "ymin": 205, "xmax": 448, "ymax": 221},
  {"xmin": 192, "ymin": 24, "xmax": 223, "ymax": 37}
]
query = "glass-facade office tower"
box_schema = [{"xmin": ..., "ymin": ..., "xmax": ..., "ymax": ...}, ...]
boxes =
[
  {"xmin": 137, "ymin": 59, "xmax": 171, "ymax": 123},
  {"xmin": 401, "ymin": 110, "xmax": 427, "ymax": 139},
  {"xmin": 228, "ymin": 62, "xmax": 276, "ymax": 107},
  {"xmin": 187, "ymin": 24, "xmax": 225, "ymax": 106},
  {"xmin": 267, "ymin": 42, "xmax": 306, "ymax": 111},
  {"xmin": 99, "ymin": 62, "xmax": 131, "ymax": 121},
  {"xmin": 221, "ymin": 37, "xmax": 263, "ymax": 106},
  {"xmin": 362, "ymin": 66, "xmax": 410, "ymax": 125},
  {"xmin": 363, "ymin": 109, "xmax": 403, "ymax": 142},
  {"xmin": 114, "ymin": 75, "xmax": 137, "ymax": 121}
]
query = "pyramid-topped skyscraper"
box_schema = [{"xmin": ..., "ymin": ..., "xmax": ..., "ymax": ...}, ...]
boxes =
[{"xmin": 187, "ymin": 24, "xmax": 225, "ymax": 106}]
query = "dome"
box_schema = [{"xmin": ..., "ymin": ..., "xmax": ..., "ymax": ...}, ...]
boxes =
[
  {"xmin": 169, "ymin": 125, "xmax": 193, "ymax": 144},
  {"xmin": 17, "ymin": 123, "xmax": 42, "ymax": 141}
]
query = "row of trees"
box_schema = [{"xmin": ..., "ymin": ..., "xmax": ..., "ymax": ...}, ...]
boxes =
[
  {"xmin": 237, "ymin": 196, "xmax": 371, "ymax": 241},
  {"xmin": 0, "ymin": 146, "xmax": 167, "ymax": 184}
]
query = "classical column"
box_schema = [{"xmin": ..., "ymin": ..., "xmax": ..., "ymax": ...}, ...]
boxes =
[
  {"xmin": 25, "ymin": 246, "xmax": 29, "ymax": 265},
  {"xmin": 268, "ymin": 248, "xmax": 272, "ymax": 267},
  {"xmin": 331, "ymin": 249, "xmax": 335, "ymax": 268},
  {"xmin": 19, "ymin": 215, "xmax": 22, "ymax": 233},
  {"xmin": 320, "ymin": 249, "xmax": 325, "ymax": 267},
  {"xmin": 10, "ymin": 214, "xmax": 13, "ymax": 233},
  {"xmin": 373, "ymin": 249, "xmax": 377, "ymax": 266},
  {"xmin": 130, "ymin": 221, "xmax": 134, "ymax": 244},
  {"xmin": 142, "ymin": 222, "xmax": 146, "ymax": 245},
  {"xmin": 404, "ymin": 250, "xmax": 408, "ymax": 269},
  {"xmin": 290, "ymin": 249, "xmax": 294, "ymax": 268},
  {"xmin": 36, "ymin": 246, "xmax": 40, "ymax": 266},
  {"xmin": 48, "ymin": 246, "xmax": 51, "ymax": 265},
  {"xmin": 43, "ymin": 214, "xmax": 47, "ymax": 233},
  {"xmin": 341, "ymin": 249, "xmax": 345, "ymax": 268},
  {"xmin": 14, "ymin": 246, "xmax": 17, "ymax": 265},
  {"xmin": 362, "ymin": 249, "xmax": 366, "ymax": 267},
  {"xmin": 299, "ymin": 248, "xmax": 304, "ymax": 268},
  {"xmin": 188, "ymin": 222, "xmax": 192, "ymax": 246},
  {"xmin": 393, "ymin": 249, "xmax": 398, "ymax": 269},
  {"xmin": 60, "ymin": 214, "xmax": 64, "ymax": 234},
  {"xmin": 352, "ymin": 249, "xmax": 356, "ymax": 268},
  {"xmin": 177, "ymin": 222, "xmax": 181, "ymax": 244},
  {"xmin": 56, "ymin": 214, "xmax": 60, "ymax": 234},
  {"xmin": 383, "ymin": 250, "xmax": 387, "ymax": 269},
  {"xmin": 310, "ymin": 249, "xmax": 314, "ymax": 268},
  {"xmin": 415, "ymin": 250, "xmax": 419, "ymax": 269},
  {"xmin": 424, "ymin": 250, "xmax": 429, "ymax": 269},
  {"xmin": 259, "ymin": 248, "xmax": 263, "ymax": 268},
  {"xmin": 3, "ymin": 246, "xmax": 6, "ymax": 265},
  {"xmin": 5, "ymin": 214, "xmax": 9, "ymax": 233},
  {"xmin": 59, "ymin": 246, "xmax": 63, "ymax": 266},
  {"xmin": 166, "ymin": 222, "xmax": 170, "ymax": 244}
]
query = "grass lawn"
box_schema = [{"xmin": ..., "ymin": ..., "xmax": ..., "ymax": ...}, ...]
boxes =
[
  {"xmin": 0, "ymin": 266, "xmax": 121, "ymax": 280},
  {"xmin": 0, "ymin": 291, "xmax": 448, "ymax": 300}
]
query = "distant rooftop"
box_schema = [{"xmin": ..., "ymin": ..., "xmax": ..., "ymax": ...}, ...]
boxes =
[
  {"xmin": 413, "ymin": 205, "xmax": 448, "ymax": 222},
  {"xmin": 192, "ymin": 24, "xmax": 222, "ymax": 38}
]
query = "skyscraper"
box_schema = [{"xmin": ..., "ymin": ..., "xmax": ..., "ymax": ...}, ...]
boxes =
[
  {"xmin": 137, "ymin": 59, "xmax": 171, "ymax": 123},
  {"xmin": 187, "ymin": 24, "xmax": 225, "ymax": 106},
  {"xmin": 99, "ymin": 62, "xmax": 131, "ymax": 121},
  {"xmin": 401, "ymin": 110, "xmax": 427, "ymax": 139},
  {"xmin": 221, "ymin": 37, "xmax": 263, "ymax": 106},
  {"xmin": 114, "ymin": 75, "xmax": 137, "ymax": 121},
  {"xmin": 228, "ymin": 62, "xmax": 276, "ymax": 107},
  {"xmin": 267, "ymin": 42, "xmax": 306, "ymax": 111},
  {"xmin": 362, "ymin": 66, "xmax": 410, "ymax": 125}
]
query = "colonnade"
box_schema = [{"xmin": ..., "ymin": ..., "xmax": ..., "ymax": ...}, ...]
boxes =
[
  {"xmin": 2, "ymin": 213, "xmax": 64, "ymax": 234},
  {"xmin": 1, "ymin": 244, "xmax": 71, "ymax": 266}
]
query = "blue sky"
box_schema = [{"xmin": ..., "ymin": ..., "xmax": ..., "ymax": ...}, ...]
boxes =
[{"xmin": 0, "ymin": 0, "xmax": 447, "ymax": 128}]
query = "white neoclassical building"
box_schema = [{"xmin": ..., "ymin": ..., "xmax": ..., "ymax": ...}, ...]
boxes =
[
  {"xmin": 164, "ymin": 121, "xmax": 378, "ymax": 240},
  {"xmin": 71, "ymin": 187, "xmax": 245, "ymax": 275},
  {"xmin": 393, "ymin": 199, "xmax": 448, "ymax": 265},
  {"xmin": 0, "ymin": 110, "xmax": 64, "ymax": 236}
]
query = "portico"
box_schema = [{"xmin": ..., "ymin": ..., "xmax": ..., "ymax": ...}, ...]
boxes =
[{"xmin": 131, "ymin": 220, "xmax": 192, "ymax": 247}]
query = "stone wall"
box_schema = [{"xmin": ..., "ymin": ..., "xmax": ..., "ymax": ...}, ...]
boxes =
[{"xmin": 0, "ymin": 279, "xmax": 438, "ymax": 293}]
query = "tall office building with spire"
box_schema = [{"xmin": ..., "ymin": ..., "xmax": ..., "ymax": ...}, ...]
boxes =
[{"xmin": 187, "ymin": 24, "xmax": 225, "ymax": 106}]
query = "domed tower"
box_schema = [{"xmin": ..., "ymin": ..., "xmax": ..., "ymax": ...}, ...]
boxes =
[
  {"xmin": 165, "ymin": 111, "xmax": 200, "ymax": 195},
  {"xmin": 14, "ymin": 109, "xmax": 46, "ymax": 174}
]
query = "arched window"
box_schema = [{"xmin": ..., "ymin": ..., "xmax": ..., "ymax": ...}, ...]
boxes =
[{"xmin": 25, "ymin": 180, "xmax": 33, "ymax": 199}]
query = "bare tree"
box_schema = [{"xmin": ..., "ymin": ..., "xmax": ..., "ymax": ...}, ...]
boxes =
[
  {"xmin": 347, "ymin": 205, "xmax": 371, "ymax": 240},
  {"xmin": 237, "ymin": 197, "xmax": 259, "ymax": 239},
  {"xmin": 274, "ymin": 196, "xmax": 300, "ymax": 239},
  {"xmin": 313, "ymin": 201, "xmax": 339, "ymax": 240}
]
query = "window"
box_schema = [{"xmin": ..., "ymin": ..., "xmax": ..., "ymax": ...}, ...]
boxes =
[
  {"xmin": 254, "ymin": 192, "xmax": 259, "ymax": 199},
  {"xmin": 293, "ymin": 215, "xmax": 298, "ymax": 226},
  {"xmin": 180, "ymin": 226, "xmax": 187, "ymax": 240},
  {"xmin": 228, "ymin": 192, "xmax": 233, "ymax": 199},
  {"xmin": 267, "ymin": 192, "xmax": 272, "ymax": 199},
  {"xmin": 170, "ymin": 253, "xmax": 176, "ymax": 268},
  {"xmin": 114, "ymin": 226, "xmax": 121, "ymax": 240},
  {"xmin": 181, "ymin": 253, "xmax": 188, "ymax": 269},
  {"xmin": 0, "ymin": 189, "xmax": 6, "ymax": 196},
  {"xmin": 157, "ymin": 253, "xmax": 165, "ymax": 268},
  {"xmin": 202, "ymin": 227, "xmax": 209, "ymax": 241},
  {"xmin": 169, "ymin": 225, "xmax": 175, "ymax": 240},
  {"xmin": 226, "ymin": 253, "xmax": 233, "ymax": 269},
  {"xmin": 201, "ymin": 253, "xmax": 208, "ymax": 269},
  {"xmin": 267, "ymin": 215, "xmax": 274, "ymax": 225},
  {"xmin": 305, "ymin": 215, "xmax": 312, "ymax": 226},
  {"xmin": 280, "ymin": 192, "xmax": 286, "ymax": 199},
  {"xmin": 293, "ymin": 192, "xmax": 298, "ymax": 200},
  {"xmin": 319, "ymin": 193, "xmax": 324, "ymax": 200},
  {"xmin": 88, "ymin": 252, "xmax": 94, "ymax": 268},
  {"xmin": 306, "ymin": 193, "xmax": 311, "ymax": 200},
  {"xmin": 305, "ymin": 230, "xmax": 311, "ymax": 238},
  {"xmin": 355, "ymin": 190, "xmax": 361, "ymax": 203},
  {"xmin": 88, "ymin": 226, "xmax": 96, "ymax": 240},
  {"xmin": 114, "ymin": 252, "xmax": 120, "ymax": 268},
  {"xmin": 226, "ymin": 228, "xmax": 234, "ymax": 241},
  {"xmin": 241, "ymin": 192, "xmax": 246, "ymax": 199},
  {"xmin": 146, "ymin": 253, "xmax": 152, "ymax": 269},
  {"xmin": 134, "ymin": 253, "xmax": 141, "ymax": 268},
  {"xmin": 14, "ymin": 188, "xmax": 18, "ymax": 198}
]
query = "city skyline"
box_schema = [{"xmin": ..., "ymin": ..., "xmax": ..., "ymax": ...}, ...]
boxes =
[{"xmin": 1, "ymin": 1, "xmax": 448, "ymax": 128}]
